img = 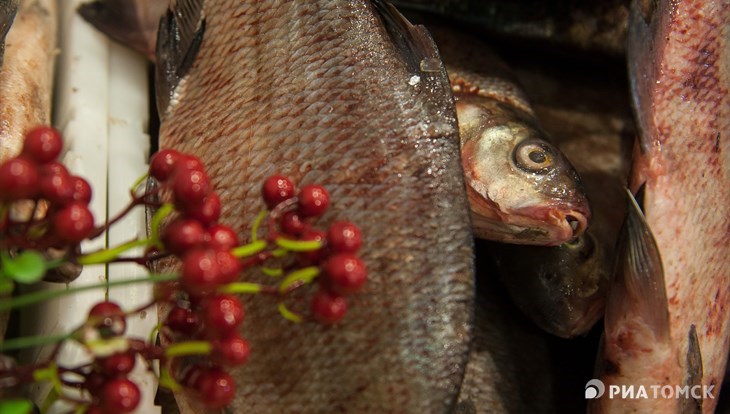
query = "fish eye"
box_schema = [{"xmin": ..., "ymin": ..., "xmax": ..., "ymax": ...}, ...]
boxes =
[{"xmin": 513, "ymin": 141, "xmax": 555, "ymax": 173}]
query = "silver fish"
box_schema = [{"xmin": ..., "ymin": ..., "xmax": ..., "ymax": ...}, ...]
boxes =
[
  {"xmin": 428, "ymin": 26, "xmax": 591, "ymax": 246},
  {"xmin": 156, "ymin": 1, "xmax": 473, "ymax": 412}
]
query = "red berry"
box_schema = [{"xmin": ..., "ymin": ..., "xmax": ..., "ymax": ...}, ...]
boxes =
[
  {"xmin": 88, "ymin": 301, "xmax": 126, "ymax": 337},
  {"xmin": 211, "ymin": 333, "xmax": 250, "ymax": 366},
  {"xmin": 174, "ymin": 154, "xmax": 205, "ymax": 173},
  {"xmin": 183, "ymin": 192, "xmax": 221, "ymax": 225},
  {"xmin": 181, "ymin": 248, "xmax": 239, "ymax": 291},
  {"xmin": 194, "ymin": 367, "xmax": 235, "ymax": 409},
  {"xmin": 161, "ymin": 218, "xmax": 205, "ymax": 255},
  {"xmin": 165, "ymin": 306, "xmax": 199, "ymax": 335},
  {"xmin": 173, "ymin": 168, "xmax": 211, "ymax": 206},
  {"xmin": 323, "ymin": 253, "xmax": 367, "ymax": 295},
  {"xmin": 22, "ymin": 126, "xmax": 63, "ymax": 164},
  {"xmin": 311, "ymin": 289, "xmax": 347, "ymax": 324},
  {"xmin": 202, "ymin": 294, "xmax": 244, "ymax": 337},
  {"xmin": 262, "ymin": 175, "xmax": 295, "ymax": 209},
  {"xmin": 52, "ymin": 202, "xmax": 95, "ymax": 243},
  {"xmin": 327, "ymin": 221, "xmax": 362, "ymax": 253},
  {"xmin": 279, "ymin": 211, "xmax": 305, "ymax": 236},
  {"xmin": 181, "ymin": 249, "xmax": 221, "ymax": 292},
  {"xmin": 0, "ymin": 157, "xmax": 39, "ymax": 201},
  {"xmin": 298, "ymin": 229, "xmax": 326, "ymax": 265},
  {"xmin": 297, "ymin": 185, "xmax": 329, "ymax": 217},
  {"xmin": 149, "ymin": 149, "xmax": 181, "ymax": 181},
  {"xmin": 39, "ymin": 168, "xmax": 74, "ymax": 206},
  {"xmin": 40, "ymin": 161, "xmax": 70, "ymax": 177},
  {"xmin": 85, "ymin": 405, "xmax": 104, "ymax": 414},
  {"xmin": 206, "ymin": 224, "xmax": 239, "ymax": 251},
  {"xmin": 70, "ymin": 175, "xmax": 92, "ymax": 204},
  {"xmin": 99, "ymin": 352, "xmax": 136, "ymax": 376},
  {"xmin": 101, "ymin": 377, "xmax": 140, "ymax": 413},
  {"xmin": 214, "ymin": 250, "xmax": 241, "ymax": 284}
]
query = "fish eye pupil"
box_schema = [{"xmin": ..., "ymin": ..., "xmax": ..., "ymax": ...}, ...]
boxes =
[{"xmin": 529, "ymin": 150, "xmax": 546, "ymax": 164}]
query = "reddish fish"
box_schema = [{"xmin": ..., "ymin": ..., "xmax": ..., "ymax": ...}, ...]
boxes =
[{"xmin": 596, "ymin": 0, "xmax": 730, "ymax": 412}]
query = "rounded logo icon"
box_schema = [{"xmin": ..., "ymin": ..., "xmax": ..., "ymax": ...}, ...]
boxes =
[{"xmin": 585, "ymin": 379, "xmax": 605, "ymax": 399}]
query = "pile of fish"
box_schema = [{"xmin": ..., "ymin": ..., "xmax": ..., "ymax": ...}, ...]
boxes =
[{"xmin": 0, "ymin": 0, "xmax": 726, "ymax": 412}]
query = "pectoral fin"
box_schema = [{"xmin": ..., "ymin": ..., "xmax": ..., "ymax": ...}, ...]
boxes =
[
  {"xmin": 605, "ymin": 189, "xmax": 670, "ymax": 341},
  {"xmin": 155, "ymin": 0, "xmax": 205, "ymax": 117}
]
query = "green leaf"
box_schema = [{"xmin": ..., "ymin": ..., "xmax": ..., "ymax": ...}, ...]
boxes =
[
  {"xmin": 2, "ymin": 251, "xmax": 46, "ymax": 284},
  {"xmin": 0, "ymin": 399, "xmax": 33, "ymax": 414}
]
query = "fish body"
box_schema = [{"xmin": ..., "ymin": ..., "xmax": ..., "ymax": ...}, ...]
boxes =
[
  {"xmin": 482, "ymin": 46, "xmax": 634, "ymax": 338},
  {"xmin": 626, "ymin": 0, "xmax": 730, "ymax": 412},
  {"xmin": 429, "ymin": 26, "xmax": 590, "ymax": 246},
  {"xmin": 156, "ymin": 1, "xmax": 473, "ymax": 413},
  {"xmin": 0, "ymin": 0, "xmax": 56, "ymax": 161}
]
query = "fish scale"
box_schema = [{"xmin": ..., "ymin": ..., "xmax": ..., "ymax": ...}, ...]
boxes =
[{"xmin": 156, "ymin": 1, "xmax": 473, "ymax": 413}]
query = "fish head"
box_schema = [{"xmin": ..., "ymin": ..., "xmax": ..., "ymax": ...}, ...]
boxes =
[
  {"xmin": 456, "ymin": 94, "xmax": 591, "ymax": 245},
  {"xmin": 491, "ymin": 230, "xmax": 610, "ymax": 338}
]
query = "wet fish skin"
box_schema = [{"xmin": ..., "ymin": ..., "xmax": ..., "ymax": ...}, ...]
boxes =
[
  {"xmin": 0, "ymin": 0, "xmax": 56, "ymax": 161},
  {"xmin": 428, "ymin": 26, "xmax": 590, "ymax": 246},
  {"xmin": 78, "ymin": 0, "xmax": 168, "ymax": 61},
  {"xmin": 627, "ymin": 0, "xmax": 730, "ymax": 412},
  {"xmin": 0, "ymin": 0, "xmax": 18, "ymax": 68},
  {"xmin": 156, "ymin": 1, "xmax": 474, "ymax": 413}
]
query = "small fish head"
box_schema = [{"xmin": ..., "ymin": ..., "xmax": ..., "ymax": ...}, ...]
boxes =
[
  {"xmin": 492, "ymin": 231, "xmax": 610, "ymax": 338},
  {"xmin": 456, "ymin": 95, "xmax": 591, "ymax": 245}
]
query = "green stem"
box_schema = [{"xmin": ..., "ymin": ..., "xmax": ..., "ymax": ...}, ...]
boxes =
[
  {"xmin": 275, "ymin": 238, "xmax": 323, "ymax": 252},
  {"xmin": 1, "ymin": 333, "xmax": 72, "ymax": 352},
  {"xmin": 277, "ymin": 303, "xmax": 302, "ymax": 323},
  {"xmin": 231, "ymin": 240, "xmax": 267, "ymax": 258},
  {"xmin": 130, "ymin": 173, "xmax": 150, "ymax": 194},
  {"xmin": 251, "ymin": 210, "xmax": 267, "ymax": 242},
  {"xmin": 164, "ymin": 341, "xmax": 212, "ymax": 358},
  {"xmin": 149, "ymin": 203, "xmax": 175, "ymax": 246},
  {"xmin": 218, "ymin": 282, "xmax": 264, "ymax": 294},
  {"xmin": 77, "ymin": 238, "xmax": 150, "ymax": 265},
  {"xmin": 279, "ymin": 266, "xmax": 320, "ymax": 293},
  {"xmin": 0, "ymin": 273, "xmax": 179, "ymax": 312}
]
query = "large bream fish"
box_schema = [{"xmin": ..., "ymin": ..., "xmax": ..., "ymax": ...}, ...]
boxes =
[{"xmin": 155, "ymin": 1, "xmax": 473, "ymax": 413}]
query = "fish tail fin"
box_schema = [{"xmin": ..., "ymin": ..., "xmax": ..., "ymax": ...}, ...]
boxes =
[
  {"xmin": 0, "ymin": 0, "xmax": 18, "ymax": 67},
  {"xmin": 155, "ymin": 0, "xmax": 205, "ymax": 117},
  {"xmin": 680, "ymin": 324, "xmax": 704, "ymax": 414},
  {"xmin": 604, "ymin": 188, "xmax": 670, "ymax": 341}
]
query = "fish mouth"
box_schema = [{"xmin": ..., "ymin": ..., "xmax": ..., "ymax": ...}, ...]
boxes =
[{"xmin": 468, "ymin": 188, "xmax": 591, "ymax": 245}]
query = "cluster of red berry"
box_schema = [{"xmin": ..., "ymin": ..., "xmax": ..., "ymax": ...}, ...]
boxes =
[
  {"xmin": 0, "ymin": 126, "xmax": 94, "ymax": 248},
  {"xmin": 81, "ymin": 302, "xmax": 140, "ymax": 413},
  {"xmin": 0, "ymin": 128, "xmax": 369, "ymax": 412},
  {"xmin": 262, "ymin": 175, "xmax": 367, "ymax": 324}
]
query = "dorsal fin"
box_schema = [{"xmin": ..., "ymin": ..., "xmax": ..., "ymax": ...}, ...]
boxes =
[
  {"xmin": 155, "ymin": 0, "xmax": 205, "ymax": 117},
  {"xmin": 371, "ymin": 0, "xmax": 457, "ymax": 136},
  {"xmin": 0, "ymin": 0, "xmax": 18, "ymax": 68}
]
